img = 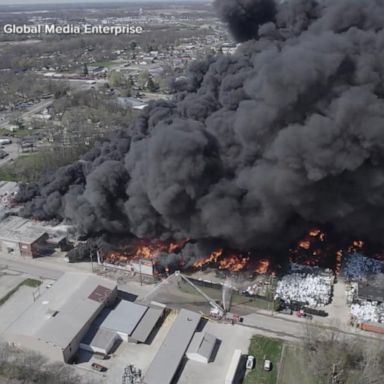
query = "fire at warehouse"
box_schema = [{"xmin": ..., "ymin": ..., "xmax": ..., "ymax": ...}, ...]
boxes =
[{"xmin": 2, "ymin": 0, "xmax": 384, "ymax": 340}]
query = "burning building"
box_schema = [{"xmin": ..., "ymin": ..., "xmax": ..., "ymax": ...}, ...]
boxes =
[{"xmin": 15, "ymin": 0, "xmax": 384, "ymax": 270}]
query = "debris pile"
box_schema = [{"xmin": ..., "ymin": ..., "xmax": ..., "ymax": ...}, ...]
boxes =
[
  {"xmin": 342, "ymin": 253, "xmax": 384, "ymax": 281},
  {"xmin": 0, "ymin": 181, "xmax": 19, "ymax": 208},
  {"xmin": 351, "ymin": 301, "xmax": 384, "ymax": 323},
  {"xmin": 275, "ymin": 273, "xmax": 334, "ymax": 307}
]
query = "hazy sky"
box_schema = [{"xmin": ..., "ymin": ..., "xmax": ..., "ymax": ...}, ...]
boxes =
[{"xmin": 0, "ymin": 0, "xmax": 204, "ymax": 4}]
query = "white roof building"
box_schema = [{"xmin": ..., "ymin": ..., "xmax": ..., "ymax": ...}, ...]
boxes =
[
  {"xmin": 143, "ymin": 309, "xmax": 201, "ymax": 384},
  {"xmin": 4, "ymin": 272, "xmax": 117, "ymax": 362},
  {"xmin": 186, "ymin": 332, "xmax": 217, "ymax": 364}
]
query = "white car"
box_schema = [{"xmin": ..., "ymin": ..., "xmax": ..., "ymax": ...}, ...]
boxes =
[
  {"xmin": 246, "ymin": 355, "xmax": 255, "ymax": 370},
  {"xmin": 264, "ymin": 359, "xmax": 272, "ymax": 371}
]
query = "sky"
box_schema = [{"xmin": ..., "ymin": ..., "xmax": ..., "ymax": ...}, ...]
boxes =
[{"xmin": 0, "ymin": 0, "xmax": 206, "ymax": 4}]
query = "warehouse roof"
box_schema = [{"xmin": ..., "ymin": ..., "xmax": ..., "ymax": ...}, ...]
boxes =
[
  {"xmin": 130, "ymin": 306, "xmax": 164, "ymax": 343},
  {"xmin": 100, "ymin": 300, "xmax": 147, "ymax": 336},
  {"xmin": 187, "ymin": 332, "xmax": 216, "ymax": 361},
  {"xmin": 0, "ymin": 215, "xmax": 47, "ymax": 244},
  {"xmin": 81, "ymin": 327, "xmax": 117, "ymax": 351},
  {"xmin": 143, "ymin": 309, "xmax": 201, "ymax": 384},
  {"xmin": 6, "ymin": 272, "xmax": 116, "ymax": 348}
]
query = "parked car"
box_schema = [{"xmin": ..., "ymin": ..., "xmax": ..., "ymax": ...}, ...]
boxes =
[
  {"xmin": 264, "ymin": 359, "xmax": 272, "ymax": 371},
  {"xmin": 246, "ymin": 355, "xmax": 255, "ymax": 370},
  {"xmin": 91, "ymin": 362, "xmax": 107, "ymax": 372}
]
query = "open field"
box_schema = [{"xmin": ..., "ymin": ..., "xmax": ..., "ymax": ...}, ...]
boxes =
[
  {"xmin": 244, "ymin": 336, "xmax": 283, "ymax": 384},
  {"xmin": 278, "ymin": 345, "xmax": 320, "ymax": 384},
  {"xmin": 178, "ymin": 281, "xmax": 274, "ymax": 311}
]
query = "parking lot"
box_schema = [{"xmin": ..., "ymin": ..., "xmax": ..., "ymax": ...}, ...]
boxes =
[
  {"xmin": 0, "ymin": 266, "xmax": 53, "ymax": 335},
  {"xmin": 179, "ymin": 322, "xmax": 256, "ymax": 384}
]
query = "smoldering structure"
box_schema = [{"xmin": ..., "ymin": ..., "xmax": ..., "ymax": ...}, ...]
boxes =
[{"xmin": 16, "ymin": 0, "xmax": 384, "ymax": 265}]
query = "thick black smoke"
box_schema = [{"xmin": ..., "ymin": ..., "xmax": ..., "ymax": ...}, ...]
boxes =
[
  {"xmin": 17, "ymin": 0, "xmax": 384, "ymax": 255},
  {"xmin": 214, "ymin": 0, "xmax": 277, "ymax": 41}
]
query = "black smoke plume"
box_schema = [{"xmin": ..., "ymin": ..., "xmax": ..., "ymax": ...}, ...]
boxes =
[
  {"xmin": 214, "ymin": 0, "xmax": 277, "ymax": 41},
  {"xmin": 17, "ymin": 0, "xmax": 384, "ymax": 258}
]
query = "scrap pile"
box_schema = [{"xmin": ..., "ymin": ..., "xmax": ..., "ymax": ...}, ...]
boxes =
[
  {"xmin": 275, "ymin": 273, "xmax": 334, "ymax": 307},
  {"xmin": 0, "ymin": 181, "xmax": 18, "ymax": 208},
  {"xmin": 351, "ymin": 301, "xmax": 384, "ymax": 323},
  {"xmin": 244, "ymin": 280, "xmax": 270, "ymax": 296},
  {"xmin": 342, "ymin": 253, "xmax": 384, "ymax": 281}
]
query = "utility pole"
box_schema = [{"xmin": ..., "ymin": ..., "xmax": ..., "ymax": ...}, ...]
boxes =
[
  {"xmin": 139, "ymin": 259, "xmax": 143, "ymax": 286},
  {"xmin": 90, "ymin": 251, "xmax": 94, "ymax": 273}
]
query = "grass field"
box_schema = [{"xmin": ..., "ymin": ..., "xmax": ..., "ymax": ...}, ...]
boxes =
[
  {"xmin": 0, "ymin": 278, "xmax": 41, "ymax": 306},
  {"xmin": 244, "ymin": 336, "xmax": 283, "ymax": 384},
  {"xmin": 279, "ymin": 345, "xmax": 320, "ymax": 384}
]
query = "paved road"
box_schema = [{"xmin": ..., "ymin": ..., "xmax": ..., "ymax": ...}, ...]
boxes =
[
  {"xmin": 2, "ymin": 256, "xmax": 384, "ymax": 343},
  {"xmin": 0, "ymin": 255, "xmax": 65, "ymax": 280}
]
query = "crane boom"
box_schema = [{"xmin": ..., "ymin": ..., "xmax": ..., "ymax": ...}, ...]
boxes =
[{"xmin": 175, "ymin": 271, "xmax": 225, "ymax": 318}]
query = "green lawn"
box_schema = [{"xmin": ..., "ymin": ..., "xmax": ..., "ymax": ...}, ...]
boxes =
[
  {"xmin": 0, "ymin": 278, "xmax": 41, "ymax": 306},
  {"xmin": 244, "ymin": 336, "xmax": 283, "ymax": 384},
  {"xmin": 279, "ymin": 345, "xmax": 322, "ymax": 384}
]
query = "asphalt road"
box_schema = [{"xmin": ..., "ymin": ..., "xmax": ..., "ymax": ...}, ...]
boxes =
[
  {"xmin": 0, "ymin": 255, "xmax": 64, "ymax": 280},
  {"xmin": 2, "ymin": 256, "xmax": 384, "ymax": 343}
]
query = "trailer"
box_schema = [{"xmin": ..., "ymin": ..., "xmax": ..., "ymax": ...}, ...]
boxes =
[
  {"xmin": 225, "ymin": 349, "xmax": 242, "ymax": 384},
  {"xmin": 360, "ymin": 322, "xmax": 384, "ymax": 334}
]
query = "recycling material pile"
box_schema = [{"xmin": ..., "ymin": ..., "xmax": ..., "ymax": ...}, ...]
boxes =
[
  {"xmin": 275, "ymin": 273, "xmax": 334, "ymax": 307},
  {"xmin": 244, "ymin": 281, "xmax": 269, "ymax": 296},
  {"xmin": 346, "ymin": 282, "xmax": 358, "ymax": 304},
  {"xmin": 342, "ymin": 253, "xmax": 384, "ymax": 281},
  {"xmin": 351, "ymin": 301, "xmax": 384, "ymax": 323},
  {"xmin": 0, "ymin": 181, "xmax": 18, "ymax": 208}
]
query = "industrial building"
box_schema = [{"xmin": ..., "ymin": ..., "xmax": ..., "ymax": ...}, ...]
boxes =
[
  {"xmin": 4, "ymin": 272, "xmax": 117, "ymax": 362},
  {"xmin": 80, "ymin": 300, "xmax": 165, "ymax": 355},
  {"xmin": 0, "ymin": 215, "xmax": 48, "ymax": 257},
  {"xmin": 99, "ymin": 301, "xmax": 148, "ymax": 342},
  {"xmin": 186, "ymin": 332, "xmax": 217, "ymax": 364},
  {"xmin": 143, "ymin": 309, "xmax": 201, "ymax": 384}
]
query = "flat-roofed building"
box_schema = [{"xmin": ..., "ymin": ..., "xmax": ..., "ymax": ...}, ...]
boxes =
[
  {"xmin": 0, "ymin": 216, "xmax": 48, "ymax": 257},
  {"xmin": 4, "ymin": 272, "xmax": 117, "ymax": 362},
  {"xmin": 130, "ymin": 306, "xmax": 164, "ymax": 344},
  {"xmin": 186, "ymin": 332, "xmax": 217, "ymax": 364},
  {"xmin": 80, "ymin": 327, "xmax": 118, "ymax": 355},
  {"xmin": 99, "ymin": 300, "xmax": 147, "ymax": 342},
  {"xmin": 143, "ymin": 309, "xmax": 201, "ymax": 384}
]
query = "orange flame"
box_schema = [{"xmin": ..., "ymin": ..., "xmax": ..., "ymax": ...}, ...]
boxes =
[
  {"xmin": 104, "ymin": 239, "xmax": 186, "ymax": 265},
  {"xmin": 218, "ymin": 254, "xmax": 249, "ymax": 272},
  {"xmin": 298, "ymin": 240, "xmax": 311, "ymax": 250},
  {"xmin": 335, "ymin": 249, "xmax": 343, "ymax": 274},
  {"xmin": 254, "ymin": 259, "xmax": 269, "ymax": 274},
  {"xmin": 347, "ymin": 240, "xmax": 364, "ymax": 253},
  {"xmin": 193, "ymin": 248, "xmax": 223, "ymax": 268}
]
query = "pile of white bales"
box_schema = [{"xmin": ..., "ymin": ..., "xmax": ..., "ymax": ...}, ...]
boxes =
[{"xmin": 275, "ymin": 272, "xmax": 334, "ymax": 307}]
